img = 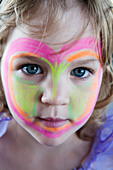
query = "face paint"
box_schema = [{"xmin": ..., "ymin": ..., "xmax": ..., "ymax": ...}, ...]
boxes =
[
  {"xmin": 4, "ymin": 36, "xmax": 101, "ymax": 64},
  {"xmin": 67, "ymin": 50, "xmax": 100, "ymax": 62},
  {"xmin": 68, "ymin": 67, "xmax": 102, "ymax": 122},
  {"xmin": 12, "ymin": 78, "xmax": 40, "ymax": 118},
  {"xmin": 41, "ymin": 58, "xmax": 70, "ymax": 98},
  {"xmin": 8, "ymin": 52, "xmax": 70, "ymax": 122},
  {"xmin": 67, "ymin": 49, "xmax": 101, "ymax": 121},
  {"xmin": 2, "ymin": 36, "xmax": 102, "ymax": 138}
]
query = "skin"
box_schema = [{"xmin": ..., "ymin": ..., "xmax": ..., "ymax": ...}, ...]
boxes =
[{"xmin": 1, "ymin": 36, "xmax": 103, "ymax": 140}]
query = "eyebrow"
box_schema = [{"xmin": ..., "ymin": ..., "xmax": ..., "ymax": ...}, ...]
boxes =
[
  {"xmin": 73, "ymin": 58, "xmax": 100, "ymax": 66},
  {"xmin": 67, "ymin": 50, "xmax": 100, "ymax": 62},
  {"xmin": 10, "ymin": 53, "xmax": 40, "ymax": 71},
  {"xmin": 11, "ymin": 51, "xmax": 100, "ymax": 68},
  {"xmin": 12, "ymin": 53, "xmax": 40, "ymax": 60}
]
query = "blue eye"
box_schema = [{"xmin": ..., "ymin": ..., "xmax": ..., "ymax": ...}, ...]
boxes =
[
  {"xmin": 22, "ymin": 64, "xmax": 42, "ymax": 74},
  {"xmin": 71, "ymin": 67, "xmax": 92, "ymax": 78}
]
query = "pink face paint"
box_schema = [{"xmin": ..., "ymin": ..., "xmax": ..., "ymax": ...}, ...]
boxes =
[
  {"xmin": 25, "ymin": 112, "xmax": 91, "ymax": 138},
  {"xmin": 2, "ymin": 36, "xmax": 102, "ymax": 139},
  {"xmin": 5, "ymin": 36, "xmax": 101, "ymax": 65}
]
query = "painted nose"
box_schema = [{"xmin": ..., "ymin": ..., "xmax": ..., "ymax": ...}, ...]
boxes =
[{"xmin": 41, "ymin": 77, "xmax": 69, "ymax": 105}]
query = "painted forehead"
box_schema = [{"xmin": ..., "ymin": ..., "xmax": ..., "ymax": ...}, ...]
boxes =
[{"xmin": 5, "ymin": 36, "xmax": 101, "ymax": 64}]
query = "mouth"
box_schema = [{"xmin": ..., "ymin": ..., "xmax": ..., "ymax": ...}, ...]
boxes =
[{"xmin": 36, "ymin": 117, "xmax": 68, "ymax": 128}]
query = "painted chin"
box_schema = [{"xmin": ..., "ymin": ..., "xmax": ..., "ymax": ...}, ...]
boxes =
[{"xmin": 22, "ymin": 112, "xmax": 91, "ymax": 139}]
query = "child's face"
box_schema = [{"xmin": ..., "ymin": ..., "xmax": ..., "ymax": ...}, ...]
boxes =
[{"xmin": 1, "ymin": 7, "xmax": 103, "ymax": 146}]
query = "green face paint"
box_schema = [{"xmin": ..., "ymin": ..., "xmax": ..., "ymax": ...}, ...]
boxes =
[
  {"xmin": 41, "ymin": 58, "xmax": 70, "ymax": 98},
  {"xmin": 12, "ymin": 58, "xmax": 70, "ymax": 118},
  {"xmin": 13, "ymin": 75, "xmax": 41, "ymax": 118},
  {"xmin": 69, "ymin": 90, "xmax": 90, "ymax": 119},
  {"xmin": 33, "ymin": 88, "xmax": 43, "ymax": 117},
  {"xmin": 12, "ymin": 53, "xmax": 99, "ymax": 123},
  {"xmin": 13, "ymin": 74, "xmax": 36, "ymax": 84}
]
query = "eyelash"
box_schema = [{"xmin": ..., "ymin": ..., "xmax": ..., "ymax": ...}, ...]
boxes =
[
  {"xmin": 19, "ymin": 64, "xmax": 94, "ymax": 80},
  {"xmin": 20, "ymin": 64, "xmax": 43, "ymax": 75},
  {"xmin": 70, "ymin": 67, "xmax": 94, "ymax": 79}
]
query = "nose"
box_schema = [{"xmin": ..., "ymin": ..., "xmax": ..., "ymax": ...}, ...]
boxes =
[{"xmin": 41, "ymin": 76, "xmax": 69, "ymax": 106}]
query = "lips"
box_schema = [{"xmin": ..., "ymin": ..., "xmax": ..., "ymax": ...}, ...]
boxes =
[{"xmin": 37, "ymin": 117, "xmax": 67, "ymax": 128}]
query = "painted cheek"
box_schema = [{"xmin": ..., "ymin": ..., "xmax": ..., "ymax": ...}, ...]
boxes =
[
  {"xmin": 69, "ymin": 89, "xmax": 91, "ymax": 119},
  {"xmin": 8, "ymin": 60, "xmax": 43, "ymax": 120},
  {"xmin": 69, "ymin": 66, "xmax": 102, "ymax": 123},
  {"xmin": 11, "ymin": 75, "xmax": 41, "ymax": 118}
]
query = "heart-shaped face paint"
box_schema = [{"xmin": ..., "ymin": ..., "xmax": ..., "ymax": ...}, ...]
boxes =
[{"xmin": 1, "ymin": 36, "xmax": 103, "ymax": 138}]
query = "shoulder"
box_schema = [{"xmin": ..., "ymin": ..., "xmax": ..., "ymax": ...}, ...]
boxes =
[
  {"xmin": 83, "ymin": 103, "xmax": 113, "ymax": 170},
  {"xmin": 100, "ymin": 103, "xmax": 113, "ymax": 145},
  {"xmin": 97, "ymin": 103, "xmax": 113, "ymax": 156},
  {"xmin": 0, "ymin": 113, "xmax": 12, "ymax": 138}
]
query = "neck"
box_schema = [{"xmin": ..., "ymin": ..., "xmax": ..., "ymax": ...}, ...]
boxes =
[{"xmin": 9, "ymin": 119, "xmax": 93, "ymax": 168}]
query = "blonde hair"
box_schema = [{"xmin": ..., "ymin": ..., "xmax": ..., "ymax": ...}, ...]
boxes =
[{"xmin": 0, "ymin": 0, "xmax": 113, "ymax": 140}]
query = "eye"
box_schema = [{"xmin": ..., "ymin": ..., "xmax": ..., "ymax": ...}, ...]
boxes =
[
  {"xmin": 22, "ymin": 64, "xmax": 42, "ymax": 74},
  {"xmin": 71, "ymin": 67, "xmax": 93, "ymax": 78}
]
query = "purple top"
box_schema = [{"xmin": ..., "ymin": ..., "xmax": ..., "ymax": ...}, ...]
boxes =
[
  {"xmin": 0, "ymin": 104, "xmax": 113, "ymax": 170},
  {"xmin": 75, "ymin": 104, "xmax": 113, "ymax": 170},
  {"xmin": 0, "ymin": 112, "xmax": 12, "ymax": 138}
]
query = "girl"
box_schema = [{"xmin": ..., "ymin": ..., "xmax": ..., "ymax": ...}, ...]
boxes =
[{"xmin": 0, "ymin": 0, "xmax": 113, "ymax": 169}]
